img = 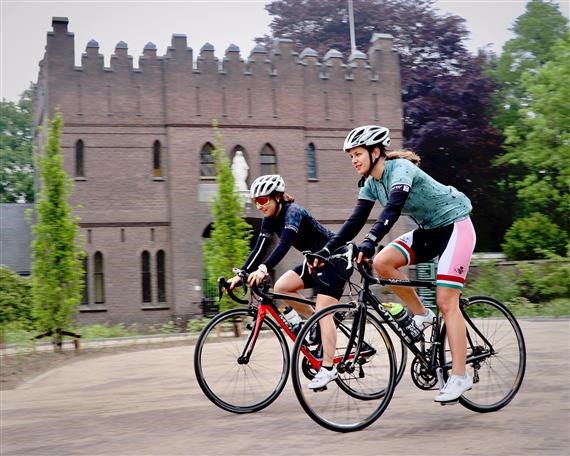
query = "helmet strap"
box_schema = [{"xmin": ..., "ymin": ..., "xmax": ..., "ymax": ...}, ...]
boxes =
[{"xmin": 358, "ymin": 146, "xmax": 383, "ymax": 186}]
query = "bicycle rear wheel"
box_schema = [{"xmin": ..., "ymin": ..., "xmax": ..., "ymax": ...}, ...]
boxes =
[
  {"xmin": 194, "ymin": 308, "xmax": 289, "ymax": 413},
  {"xmin": 290, "ymin": 303, "xmax": 396, "ymax": 432},
  {"xmin": 440, "ymin": 295, "xmax": 526, "ymax": 412}
]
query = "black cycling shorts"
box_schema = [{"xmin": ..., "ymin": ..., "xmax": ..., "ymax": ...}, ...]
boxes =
[{"xmin": 292, "ymin": 247, "xmax": 353, "ymax": 300}]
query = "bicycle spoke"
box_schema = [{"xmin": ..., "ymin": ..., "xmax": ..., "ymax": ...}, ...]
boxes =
[
  {"xmin": 290, "ymin": 303, "xmax": 396, "ymax": 432},
  {"xmin": 441, "ymin": 296, "xmax": 526, "ymax": 412},
  {"xmin": 194, "ymin": 309, "xmax": 290, "ymax": 413}
]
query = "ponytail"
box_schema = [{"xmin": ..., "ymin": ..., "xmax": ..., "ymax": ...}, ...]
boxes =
[
  {"xmin": 273, "ymin": 191, "xmax": 295, "ymax": 203},
  {"xmin": 385, "ymin": 150, "xmax": 421, "ymax": 166}
]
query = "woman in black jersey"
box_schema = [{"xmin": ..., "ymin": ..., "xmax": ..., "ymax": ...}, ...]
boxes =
[{"xmin": 227, "ymin": 174, "xmax": 352, "ymax": 389}]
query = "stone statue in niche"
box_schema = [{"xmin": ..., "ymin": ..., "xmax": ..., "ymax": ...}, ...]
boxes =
[{"xmin": 231, "ymin": 150, "xmax": 249, "ymax": 193}]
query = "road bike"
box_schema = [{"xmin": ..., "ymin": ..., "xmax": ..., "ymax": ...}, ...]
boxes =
[
  {"xmin": 290, "ymin": 244, "xmax": 527, "ymax": 432},
  {"xmin": 193, "ymin": 251, "xmax": 407, "ymax": 414}
]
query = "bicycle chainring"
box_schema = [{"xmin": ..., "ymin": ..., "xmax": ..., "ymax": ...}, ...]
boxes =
[{"xmin": 410, "ymin": 355, "xmax": 438, "ymax": 390}]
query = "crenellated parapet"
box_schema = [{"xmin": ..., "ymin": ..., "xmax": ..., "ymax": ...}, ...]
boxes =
[{"xmin": 39, "ymin": 17, "xmax": 401, "ymax": 127}]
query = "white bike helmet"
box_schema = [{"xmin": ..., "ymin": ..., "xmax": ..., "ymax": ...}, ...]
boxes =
[
  {"xmin": 250, "ymin": 174, "xmax": 286, "ymax": 198},
  {"xmin": 343, "ymin": 125, "xmax": 391, "ymax": 152}
]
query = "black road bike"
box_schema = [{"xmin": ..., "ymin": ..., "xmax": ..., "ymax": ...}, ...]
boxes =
[
  {"xmin": 193, "ymin": 251, "xmax": 407, "ymax": 415},
  {"xmin": 290, "ymin": 244, "xmax": 527, "ymax": 432}
]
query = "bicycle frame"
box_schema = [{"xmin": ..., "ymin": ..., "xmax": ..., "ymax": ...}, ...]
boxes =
[
  {"xmin": 354, "ymin": 261, "xmax": 497, "ymax": 381},
  {"xmin": 222, "ymin": 277, "xmax": 374, "ymax": 373}
]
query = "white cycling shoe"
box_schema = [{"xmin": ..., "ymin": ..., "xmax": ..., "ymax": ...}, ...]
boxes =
[
  {"xmin": 434, "ymin": 374, "xmax": 473, "ymax": 403},
  {"xmin": 308, "ymin": 366, "xmax": 338, "ymax": 390},
  {"xmin": 413, "ymin": 308, "xmax": 436, "ymax": 329}
]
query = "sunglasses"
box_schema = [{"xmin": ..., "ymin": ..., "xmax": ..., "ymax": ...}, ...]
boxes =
[{"xmin": 254, "ymin": 196, "xmax": 272, "ymax": 208}]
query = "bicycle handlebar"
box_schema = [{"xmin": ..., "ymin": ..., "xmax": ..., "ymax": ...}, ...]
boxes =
[
  {"xmin": 218, "ymin": 269, "xmax": 275, "ymax": 305},
  {"xmin": 217, "ymin": 276, "xmax": 249, "ymax": 305}
]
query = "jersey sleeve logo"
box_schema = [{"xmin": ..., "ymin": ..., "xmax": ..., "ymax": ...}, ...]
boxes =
[
  {"xmin": 392, "ymin": 183, "xmax": 411, "ymax": 193},
  {"xmin": 284, "ymin": 224, "xmax": 299, "ymax": 233}
]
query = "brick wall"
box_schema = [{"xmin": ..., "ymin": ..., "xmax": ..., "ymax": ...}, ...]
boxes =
[{"xmin": 34, "ymin": 17, "xmax": 407, "ymax": 324}]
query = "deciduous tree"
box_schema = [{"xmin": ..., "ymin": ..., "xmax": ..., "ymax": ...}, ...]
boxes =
[
  {"xmin": 0, "ymin": 86, "xmax": 35, "ymax": 203},
  {"xmin": 259, "ymin": 0, "xmax": 504, "ymax": 248},
  {"xmin": 499, "ymin": 32, "xmax": 570, "ymax": 259},
  {"xmin": 487, "ymin": 0, "xmax": 568, "ymax": 132}
]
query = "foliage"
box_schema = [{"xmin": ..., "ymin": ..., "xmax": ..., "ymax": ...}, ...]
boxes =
[
  {"xmin": 202, "ymin": 121, "xmax": 252, "ymax": 312},
  {"xmin": 466, "ymin": 262, "xmax": 520, "ymax": 303},
  {"xmin": 260, "ymin": 0, "xmax": 505, "ymax": 249},
  {"xmin": 0, "ymin": 267, "xmax": 35, "ymax": 342},
  {"xmin": 498, "ymin": 33, "xmax": 570, "ymax": 240},
  {"xmin": 31, "ymin": 112, "xmax": 85, "ymax": 346},
  {"xmin": 0, "ymin": 86, "xmax": 35, "ymax": 203},
  {"xmin": 502, "ymin": 213, "xmax": 568, "ymax": 260},
  {"xmin": 486, "ymin": 0, "xmax": 568, "ymax": 132},
  {"xmin": 467, "ymin": 257, "xmax": 570, "ymax": 312},
  {"xmin": 516, "ymin": 256, "xmax": 570, "ymax": 302},
  {"xmin": 186, "ymin": 317, "xmax": 212, "ymax": 334},
  {"xmin": 72, "ymin": 323, "xmax": 139, "ymax": 340}
]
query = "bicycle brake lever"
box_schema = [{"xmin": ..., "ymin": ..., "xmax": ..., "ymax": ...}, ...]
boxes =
[{"xmin": 218, "ymin": 277, "xmax": 227, "ymax": 301}]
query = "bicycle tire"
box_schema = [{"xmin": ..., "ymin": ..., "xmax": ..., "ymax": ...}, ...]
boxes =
[
  {"xmin": 194, "ymin": 308, "xmax": 290, "ymax": 413},
  {"xmin": 290, "ymin": 303, "xmax": 397, "ymax": 432},
  {"xmin": 439, "ymin": 295, "xmax": 526, "ymax": 412}
]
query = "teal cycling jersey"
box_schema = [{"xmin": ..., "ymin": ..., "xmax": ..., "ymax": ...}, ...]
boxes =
[{"xmin": 358, "ymin": 158, "xmax": 472, "ymax": 229}]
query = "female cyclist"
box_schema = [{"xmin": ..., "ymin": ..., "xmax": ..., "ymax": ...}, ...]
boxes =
[
  {"xmin": 227, "ymin": 174, "xmax": 352, "ymax": 390},
  {"xmin": 313, "ymin": 125, "xmax": 476, "ymax": 402}
]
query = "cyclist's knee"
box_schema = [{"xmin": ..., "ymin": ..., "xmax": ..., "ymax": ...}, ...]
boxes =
[
  {"xmin": 437, "ymin": 288, "xmax": 461, "ymax": 315},
  {"xmin": 273, "ymin": 280, "xmax": 291, "ymax": 293},
  {"xmin": 373, "ymin": 254, "xmax": 397, "ymax": 276}
]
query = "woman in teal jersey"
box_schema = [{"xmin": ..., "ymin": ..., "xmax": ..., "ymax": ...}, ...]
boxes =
[{"xmin": 313, "ymin": 125, "xmax": 477, "ymax": 401}]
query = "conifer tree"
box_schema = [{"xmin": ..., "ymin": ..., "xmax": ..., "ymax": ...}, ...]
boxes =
[
  {"xmin": 203, "ymin": 121, "xmax": 252, "ymax": 312},
  {"xmin": 31, "ymin": 113, "xmax": 84, "ymax": 349}
]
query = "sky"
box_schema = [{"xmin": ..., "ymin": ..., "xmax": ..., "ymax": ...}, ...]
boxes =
[{"xmin": 1, "ymin": 0, "xmax": 568, "ymax": 103}]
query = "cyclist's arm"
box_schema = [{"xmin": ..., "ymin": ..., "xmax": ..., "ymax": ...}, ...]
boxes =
[
  {"xmin": 242, "ymin": 221, "xmax": 272, "ymax": 272},
  {"xmin": 365, "ymin": 184, "xmax": 410, "ymax": 244},
  {"xmin": 262, "ymin": 226, "xmax": 298, "ymax": 270},
  {"xmin": 325, "ymin": 198, "xmax": 375, "ymax": 252}
]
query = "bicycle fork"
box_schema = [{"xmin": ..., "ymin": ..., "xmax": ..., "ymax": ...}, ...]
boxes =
[{"xmin": 237, "ymin": 306, "xmax": 268, "ymax": 364}]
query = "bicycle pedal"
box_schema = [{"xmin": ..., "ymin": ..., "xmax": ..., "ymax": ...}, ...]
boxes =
[{"xmin": 312, "ymin": 386, "xmax": 328, "ymax": 393}]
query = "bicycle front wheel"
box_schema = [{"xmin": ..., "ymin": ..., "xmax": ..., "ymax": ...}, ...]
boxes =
[
  {"xmin": 193, "ymin": 308, "xmax": 290, "ymax": 413},
  {"xmin": 291, "ymin": 303, "xmax": 396, "ymax": 432},
  {"xmin": 440, "ymin": 295, "xmax": 526, "ymax": 412}
]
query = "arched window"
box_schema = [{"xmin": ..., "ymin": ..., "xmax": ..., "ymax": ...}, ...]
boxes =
[
  {"xmin": 94, "ymin": 252, "xmax": 105, "ymax": 304},
  {"xmin": 156, "ymin": 250, "xmax": 166, "ymax": 303},
  {"xmin": 75, "ymin": 140, "xmax": 84, "ymax": 178},
  {"xmin": 153, "ymin": 140, "xmax": 162, "ymax": 177},
  {"xmin": 81, "ymin": 256, "xmax": 89, "ymax": 305},
  {"xmin": 307, "ymin": 143, "xmax": 317, "ymax": 179},
  {"xmin": 141, "ymin": 251, "xmax": 152, "ymax": 303},
  {"xmin": 260, "ymin": 144, "xmax": 277, "ymax": 175},
  {"xmin": 200, "ymin": 142, "xmax": 215, "ymax": 179}
]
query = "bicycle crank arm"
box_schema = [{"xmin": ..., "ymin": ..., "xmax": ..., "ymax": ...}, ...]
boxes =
[{"xmin": 436, "ymin": 367, "xmax": 445, "ymax": 390}]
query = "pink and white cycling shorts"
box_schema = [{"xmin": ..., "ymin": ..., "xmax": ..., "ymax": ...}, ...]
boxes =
[{"xmin": 387, "ymin": 217, "xmax": 476, "ymax": 289}]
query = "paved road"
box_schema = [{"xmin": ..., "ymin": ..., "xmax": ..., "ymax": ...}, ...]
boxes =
[{"xmin": 2, "ymin": 320, "xmax": 569, "ymax": 456}]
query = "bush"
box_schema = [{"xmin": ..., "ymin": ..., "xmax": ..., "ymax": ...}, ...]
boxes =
[
  {"xmin": 72, "ymin": 323, "xmax": 139, "ymax": 340},
  {"xmin": 0, "ymin": 267, "xmax": 34, "ymax": 331},
  {"xmin": 516, "ymin": 258, "xmax": 570, "ymax": 302},
  {"xmin": 502, "ymin": 213, "xmax": 568, "ymax": 260},
  {"xmin": 187, "ymin": 317, "xmax": 212, "ymax": 334},
  {"xmin": 465, "ymin": 261, "xmax": 520, "ymax": 303},
  {"xmin": 468, "ymin": 258, "xmax": 570, "ymax": 317}
]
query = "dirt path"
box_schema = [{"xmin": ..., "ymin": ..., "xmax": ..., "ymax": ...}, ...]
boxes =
[{"xmin": 2, "ymin": 319, "xmax": 569, "ymax": 456}]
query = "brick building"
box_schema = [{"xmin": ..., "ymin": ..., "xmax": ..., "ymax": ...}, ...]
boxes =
[{"xmin": 33, "ymin": 17, "xmax": 410, "ymax": 324}]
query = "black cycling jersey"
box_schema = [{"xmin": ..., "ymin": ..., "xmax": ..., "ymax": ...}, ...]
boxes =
[{"xmin": 242, "ymin": 202, "xmax": 334, "ymax": 272}]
